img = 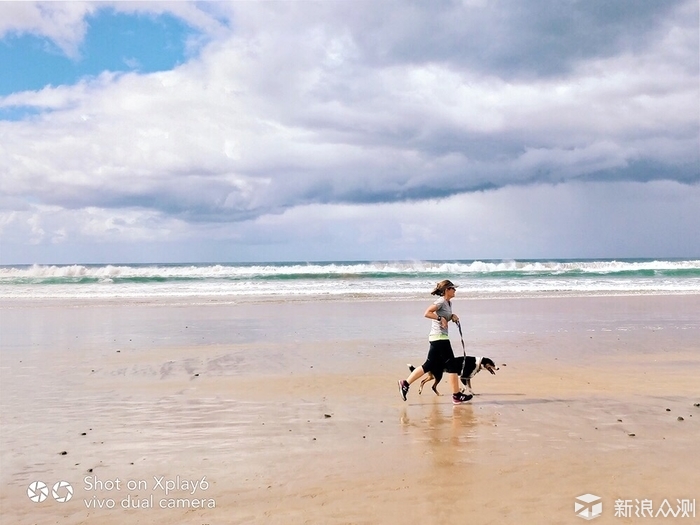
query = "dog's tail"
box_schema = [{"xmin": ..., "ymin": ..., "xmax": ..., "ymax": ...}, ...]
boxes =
[{"xmin": 407, "ymin": 364, "xmax": 416, "ymax": 372}]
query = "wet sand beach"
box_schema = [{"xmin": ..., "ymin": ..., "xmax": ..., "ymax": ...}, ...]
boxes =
[{"xmin": 1, "ymin": 295, "xmax": 699, "ymax": 524}]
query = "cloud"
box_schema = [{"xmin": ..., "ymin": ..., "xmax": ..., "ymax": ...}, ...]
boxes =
[
  {"xmin": 328, "ymin": 0, "xmax": 691, "ymax": 79},
  {"xmin": 0, "ymin": 2, "xmax": 95, "ymax": 57},
  {"xmin": 0, "ymin": 1, "xmax": 226, "ymax": 56},
  {"xmin": 0, "ymin": 1, "xmax": 698, "ymax": 262},
  {"xmin": 2, "ymin": 180, "xmax": 698, "ymax": 263}
]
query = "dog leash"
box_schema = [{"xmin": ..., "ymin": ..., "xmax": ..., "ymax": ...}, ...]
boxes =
[{"xmin": 456, "ymin": 320, "xmax": 467, "ymax": 377}]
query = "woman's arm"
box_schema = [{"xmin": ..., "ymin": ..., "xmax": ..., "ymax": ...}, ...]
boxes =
[
  {"xmin": 424, "ymin": 305, "xmax": 439, "ymax": 320},
  {"xmin": 425, "ymin": 305, "xmax": 447, "ymax": 328}
]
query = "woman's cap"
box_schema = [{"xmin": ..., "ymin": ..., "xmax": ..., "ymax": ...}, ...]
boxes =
[{"xmin": 431, "ymin": 279, "xmax": 459, "ymax": 296}]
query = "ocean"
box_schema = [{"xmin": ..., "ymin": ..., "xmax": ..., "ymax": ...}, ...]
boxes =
[{"xmin": 1, "ymin": 259, "xmax": 699, "ymax": 302}]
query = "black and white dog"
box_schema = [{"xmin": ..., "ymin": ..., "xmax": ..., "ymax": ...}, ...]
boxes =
[{"xmin": 408, "ymin": 356, "xmax": 499, "ymax": 396}]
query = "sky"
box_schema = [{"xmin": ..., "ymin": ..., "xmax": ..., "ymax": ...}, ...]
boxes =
[{"xmin": 0, "ymin": 0, "xmax": 698, "ymax": 265}]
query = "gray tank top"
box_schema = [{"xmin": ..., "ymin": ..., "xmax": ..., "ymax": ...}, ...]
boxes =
[{"xmin": 429, "ymin": 297, "xmax": 452, "ymax": 341}]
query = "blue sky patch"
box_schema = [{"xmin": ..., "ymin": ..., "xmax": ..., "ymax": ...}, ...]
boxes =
[
  {"xmin": 0, "ymin": 105, "xmax": 47, "ymax": 121},
  {"xmin": 0, "ymin": 9, "xmax": 202, "ymax": 98}
]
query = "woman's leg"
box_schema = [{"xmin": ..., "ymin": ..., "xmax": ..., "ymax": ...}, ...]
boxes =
[
  {"xmin": 447, "ymin": 372, "xmax": 460, "ymax": 394},
  {"xmin": 399, "ymin": 360, "xmax": 430, "ymax": 401},
  {"xmin": 407, "ymin": 341, "xmax": 441, "ymax": 385},
  {"xmin": 406, "ymin": 366, "xmax": 425, "ymax": 385}
]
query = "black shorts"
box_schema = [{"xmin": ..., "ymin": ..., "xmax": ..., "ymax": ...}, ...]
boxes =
[{"xmin": 421, "ymin": 339, "xmax": 459, "ymax": 375}]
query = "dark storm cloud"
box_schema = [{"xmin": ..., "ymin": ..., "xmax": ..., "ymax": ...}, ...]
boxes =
[{"xmin": 342, "ymin": 0, "xmax": 689, "ymax": 78}]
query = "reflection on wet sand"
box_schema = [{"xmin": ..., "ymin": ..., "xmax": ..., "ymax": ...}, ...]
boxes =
[{"xmin": 400, "ymin": 401, "xmax": 478, "ymax": 469}]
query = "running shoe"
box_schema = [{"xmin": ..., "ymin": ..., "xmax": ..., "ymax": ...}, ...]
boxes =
[
  {"xmin": 452, "ymin": 392, "xmax": 473, "ymax": 404},
  {"xmin": 398, "ymin": 380, "xmax": 409, "ymax": 401}
]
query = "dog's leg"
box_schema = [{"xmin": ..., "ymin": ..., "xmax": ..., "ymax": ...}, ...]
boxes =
[
  {"xmin": 408, "ymin": 365, "xmax": 436, "ymax": 395},
  {"xmin": 459, "ymin": 376, "xmax": 467, "ymax": 393},
  {"xmin": 418, "ymin": 373, "xmax": 435, "ymax": 395},
  {"xmin": 431, "ymin": 370, "xmax": 444, "ymax": 396},
  {"xmin": 466, "ymin": 378, "xmax": 474, "ymax": 395}
]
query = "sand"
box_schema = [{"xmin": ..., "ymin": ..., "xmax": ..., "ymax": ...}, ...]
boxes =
[{"xmin": 1, "ymin": 295, "xmax": 699, "ymax": 524}]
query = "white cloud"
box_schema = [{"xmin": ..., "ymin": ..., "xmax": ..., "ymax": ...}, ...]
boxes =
[
  {"xmin": 0, "ymin": 1, "xmax": 226, "ymax": 57},
  {"xmin": 0, "ymin": 1, "xmax": 697, "ymax": 263},
  {"xmin": 0, "ymin": 2, "xmax": 95, "ymax": 57}
]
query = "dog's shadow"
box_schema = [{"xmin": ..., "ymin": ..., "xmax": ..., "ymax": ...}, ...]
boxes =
[
  {"xmin": 474, "ymin": 395, "xmax": 580, "ymax": 407},
  {"xmin": 471, "ymin": 393, "xmax": 526, "ymax": 396}
]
